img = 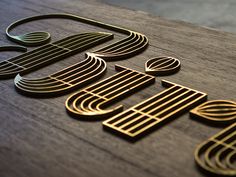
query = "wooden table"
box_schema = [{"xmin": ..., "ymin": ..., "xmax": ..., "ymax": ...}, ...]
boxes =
[{"xmin": 0, "ymin": 0, "xmax": 235, "ymax": 176}]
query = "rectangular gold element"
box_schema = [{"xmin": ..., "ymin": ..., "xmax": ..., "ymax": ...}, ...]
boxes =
[{"xmin": 103, "ymin": 80, "xmax": 207, "ymax": 141}]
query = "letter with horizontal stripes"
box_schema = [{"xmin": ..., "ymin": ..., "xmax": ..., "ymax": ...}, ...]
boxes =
[
  {"xmin": 1, "ymin": 32, "xmax": 112, "ymax": 79},
  {"xmin": 103, "ymin": 80, "xmax": 207, "ymax": 141}
]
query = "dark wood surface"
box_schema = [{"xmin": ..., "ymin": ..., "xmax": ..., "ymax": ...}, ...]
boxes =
[{"xmin": 0, "ymin": 0, "xmax": 235, "ymax": 177}]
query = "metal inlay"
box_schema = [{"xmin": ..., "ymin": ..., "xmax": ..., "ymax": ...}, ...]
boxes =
[
  {"xmin": 65, "ymin": 65, "xmax": 155, "ymax": 120},
  {"xmin": 145, "ymin": 56, "xmax": 181, "ymax": 76},
  {"xmin": 103, "ymin": 80, "xmax": 207, "ymax": 141},
  {"xmin": 190, "ymin": 100, "xmax": 236, "ymax": 126},
  {"xmin": 1, "ymin": 32, "xmax": 113, "ymax": 79},
  {"xmin": 195, "ymin": 123, "xmax": 236, "ymax": 176}
]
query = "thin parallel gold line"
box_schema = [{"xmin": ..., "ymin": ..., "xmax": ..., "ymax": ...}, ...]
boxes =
[
  {"xmin": 85, "ymin": 69, "xmax": 130, "ymax": 91},
  {"xmin": 151, "ymin": 58, "xmax": 173, "ymax": 69},
  {"xmin": 101, "ymin": 34, "xmax": 138, "ymax": 53},
  {"xmin": 62, "ymin": 34, "xmax": 106, "ymax": 49},
  {"xmin": 8, "ymin": 44, "xmax": 54, "ymax": 63},
  {"xmin": 154, "ymin": 91, "xmax": 195, "ymax": 117},
  {"xmin": 49, "ymin": 76, "xmax": 73, "ymax": 86},
  {"xmin": 61, "ymin": 57, "xmax": 98, "ymax": 82},
  {"xmin": 118, "ymin": 114, "xmax": 149, "ymax": 130},
  {"xmin": 18, "ymin": 35, "xmax": 103, "ymax": 67},
  {"xmin": 131, "ymin": 120, "xmax": 159, "ymax": 136},
  {"xmin": 126, "ymin": 117, "xmax": 155, "ymax": 133},
  {"xmin": 83, "ymin": 90, "xmax": 108, "ymax": 100},
  {"xmin": 160, "ymin": 94, "xmax": 205, "ymax": 120},
  {"xmin": 96, "ymin": 33, "xmax": 135, "ymax": 52},
  {"xmin": 136, "ymin": 86, "xmax": 184, "ymax": 113},
  {"xmin": 85, "ymin": 70, "xmax": 132, "ymax": 94},
  {"xmin": 101, "ymin": 72, "xmax": 142, "ymax": 97},
  {"xmin": 150, "ymin": 89, "xmax": 191, "ymax": 116},
  {"xmin": 152, "ymin": 60, "xmax": 177, "ymax": 70},
  {"xmin": 5, "ymin": 60, "xmax": 26, "ymax": 69},
  {"xmin": 132, "ymin": 108, "xmax": 161, "ymax": 120},
  {"xmin": 148, "ymin": 57, "xmax": 169, "ymax": 68},
  {"xmin": 105, "ymin": 76, "xmax": 152, "ymax": 99},
  {"xmin": 54, "ymin": 33, "xmax": 99, "ymax": 46},
  {"xmin": 50, "ymin": 43, "xmax": 71, "ymax": 51}
]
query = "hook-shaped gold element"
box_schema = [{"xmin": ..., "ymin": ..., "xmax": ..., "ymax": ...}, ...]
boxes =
[
  {"xmin": 65, "ymin": 65, "xmax": 155, "ymax": 120},
  {"xmin": 103, "ymin": 80, "xmax": 207, "ymax": 141},
  {"xmin": 194, "ymin": 123, "xmax": 236, "ymax": 176}
]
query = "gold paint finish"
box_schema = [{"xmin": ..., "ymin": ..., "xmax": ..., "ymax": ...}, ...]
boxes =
[{"xmin": 103, "ymin": 80, "xmax": 207, "ymax": 141}]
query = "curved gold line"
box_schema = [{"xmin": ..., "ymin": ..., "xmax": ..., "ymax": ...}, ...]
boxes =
[
  {"xmin": 215, "ymin": 145, "xmax": 231, "ymax": 169},
  {"xmin": 99, "ymin": 33, "xmax": 139, "ymax": 54},
  {"xmin": 151, "ymin": 60, "xmax": 179, "ymax": 70},
  {"xmin": 15, "ymin": 56, "xmax": 106, "ymax": 94},
  {"xmin": 66, "ymin": 92, "xmax": 88, "ymax": 114},
  {"xmin": 71, "ymin": 93, "xmax": 93, "ymax": 113},
  {"xmin": 76, "ymin": 95, "xmax": 97, "ymax": 113},
  {"xmin": 103, "ymin": 34, "xmax": 146, "ymax": 55},
  {"xmin": 95, "ymin": 32, "xmax": 136, "ymax": 53},
  {"xmin": 20, "ymin": 55, "xmax": 92, "ymax": 83},
  {"xmin": 194, "ymin": 123, "xmax": 236, "ymax": 176},
  {"xmin": 150, "ymin": 57, "xmax": 174, "ymax": 66},
  {"xmin": 226, "ymin": 151, "xmax": 236, "ymax": 170}
]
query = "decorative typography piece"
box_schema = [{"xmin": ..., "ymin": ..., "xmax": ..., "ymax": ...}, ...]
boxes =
[
  {"xmin": 65, "ymin": 65, "xmax": 155, "ymax": 120},
  {"xmin": 145, "ymin": 56, "xmax": 181, "ymax": 76},
  {"xmin": 103, "ymin": 80, "xmax": 207, "ymax": 141},
  {"xmin": 194, "ymin": 123, "xmax": 236, "ymax": 176},
  {"xmin": 6, "ymin": 13, "xmax": 149, "ymax": 52},
  {"xmin": 2, "ymin": 13, "xmax": 149, "ymax": 96},
  {"xmin": 0, "ymin": 32, "xmax": 113, "ymax": 79},
  {"xmin": 190, "ymin": 100, "xmax": 236, "ymax": 126},
  {"xmin": 14, "ymin": 53, "xmax": 107, "ymax": 96}
]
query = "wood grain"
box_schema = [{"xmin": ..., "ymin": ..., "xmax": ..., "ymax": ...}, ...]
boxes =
[{"xmin": 0, "ymin": 0, "xmax": 235, "ymax": 177}]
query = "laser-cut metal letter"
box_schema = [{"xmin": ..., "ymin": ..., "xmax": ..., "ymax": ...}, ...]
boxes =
[
  {"xmin": 65, "ymin": 65, "xmax": 155, "ymax": 120},
  {"xmin": 194, "ymin": 123, "xmax": 236, "ymax": 176},
  {"xmin": 1, "ymin": 32, "xmax": 113, "ymax": 79},
  {"xmin": 103, "ymin": 80, "xmax": 207, "ymax": 141},
  {"xmin": 2, "ymin": 13, "xmax": 149, "ymax": 96},
  {"xmin": 2, "ymin": 14, "xmax": 148, "ymax": 79}
]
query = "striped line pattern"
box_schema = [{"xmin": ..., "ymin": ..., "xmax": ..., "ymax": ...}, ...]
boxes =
[
  {"xmin": 103, "ymin": 80, "xmax": 207, "ymax": 141},
  {"xmin": 0, "ymin": 32, "xmax": 112, "ymax": 79},
  {"xmin": 65, "ymin": 65, "xmax": 155, "ymax": 120},
  {"xmin": 190, "ymin": 100, "xmax": 236, "ymax": 125},
  {"xmin": 195, "ymin": 123, "xmax": 236, "ymax": 176}
]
